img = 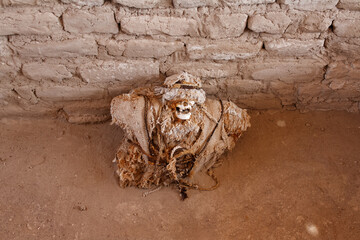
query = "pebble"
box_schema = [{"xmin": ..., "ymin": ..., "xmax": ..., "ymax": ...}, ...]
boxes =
[
  {"xmin": 306, "ymin": 223, "xmax": 319, "ymax": 237},
  {"xmin": 77, "ymin": 205, "xmax": 87, "ymax": 211},
  {"xmin": 74, "ymin": 203, "xmax": 88, "ymax": 211},
  {"xmin": 276, "ymin": 120, "xmax": 286, "ymax": 127},
  {"xmin": 26, "ymin": 223, "xmax": 33, "ymax": 230}
]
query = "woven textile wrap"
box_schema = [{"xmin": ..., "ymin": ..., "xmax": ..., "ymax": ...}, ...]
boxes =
[{"xmin": 110, "ymin": 73, "xmax": 250, "ymax": 198}]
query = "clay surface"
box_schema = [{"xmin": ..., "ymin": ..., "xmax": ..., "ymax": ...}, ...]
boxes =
[{"xmin": 0, "ymin": 110, "xmax": 359, "ymax": 239}]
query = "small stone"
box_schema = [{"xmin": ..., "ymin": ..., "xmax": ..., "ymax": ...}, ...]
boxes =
[
  {"xmin": 63, "ymin": 7, "xmax": 118, "ymax": 34},
  {"xmin": 223, "ymin": 0, "xmax": 275, "ymax": 6},
  {"xmin": 105, "ymin": 39, "xmax": 126, "ymax": 56},
  {"xmin": 22, "ymin": 63, "xmax": 72, "ymax": 82},
  {"xmin": 78, "ymin": 60, "xmax": 159, "ymax": 84},
  {"xmin": 121, "ymin": 16, "xmax": 199, "ymax": 37},
  {"xmin": 26, "ymin": 223, "xmax": 33, "ymax": 230},
  {"xmin": 276, "ymin": 120, "xmax": 286, "ymax": 127},
  {"xmin": 338, "ymin": 0, "xmax": 360, "ymax": 11},
  {"xmin": 326, "ymin": 38, "xmax": 360, "ymax": 59},
  {"xmin": 173, "ymin": 0, "xmax": 218, "ymax": 8},
  {"xmin": 248, "ymin": 12, "xmax": 291, "ymax": 34},
  {"xmin": 326, "ymin": 61, "xmax": 360, "ymax": 82},
  {"xmin": 305, "ymin": 123, "xmax": 311, "ymax": 127},
  {"xmin": 334, "ymin": 19, "xmax": 360, "ymax": 38},
  {"xmin": 296, "ymin": 215, "xmax": 305, "ymax": 223},
  {"xmin": 306, "ymin": 223, "xmax": 319, "ymax": 237},
  {"xmin": 301, "ymin": 13, "xmax": 333, "ymax": 33},
  {"xmin": 124, "ymin": 39, "xmax": 184, "ymax": 58},
  {"xmin": 265, "ymin": 39, "xmax": 324, "ymax": 56},
  {"xmin": 15, "ymin": 38, "xmax": 98, "ymax": 58},
  {"xmin": 0, "ymin": 37, "xmax": 11, "ymax": 57},
  {"xmin": 329, "ymin": 79, "xmax": 346, "ymax": 90},
  {"xmin": 187, "ymin": 40, "xmax": 262, "ymax": 60},
  {"xmin": 74, "ymin": 203, "xmax": 88, "ymax": 211},
  {"xmin": 204, "ymin": 13, "xmax": 247, "ymax": 39},
  {"xmin": 113, "ymin": 0, "xmax": 167, "ymax": 8},
  {"xmin": 61, "ymin": 0, "xmax": 104, "ymax": 6},
  {"xmin": 278, "ymin": 0, "xmax": 338, "ymax": 11},
  {"xmin": 0, "ymin": 10, "xmax": 62, "ymax": 36},
  {"xmin": 1, "ymin": 0, "xmax": 37, "ymax": 6}
]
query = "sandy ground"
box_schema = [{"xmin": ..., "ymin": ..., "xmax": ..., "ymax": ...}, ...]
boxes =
[{"xmin": 0, "ymin": 110, "xmax": 359, "ymax": 240}]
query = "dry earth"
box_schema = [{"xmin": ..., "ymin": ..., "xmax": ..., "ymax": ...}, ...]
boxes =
[{"xmin": 0, "ymin": 110, "xmax": 359, "ymax": 240}]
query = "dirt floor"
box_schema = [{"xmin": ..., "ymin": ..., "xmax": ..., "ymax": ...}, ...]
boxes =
[{"xmin": 0, "ymin": 110, "xmax": 359, "ymax": 240}]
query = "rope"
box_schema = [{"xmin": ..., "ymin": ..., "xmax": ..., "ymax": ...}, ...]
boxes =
[
  {"xmin": 196, "ymin": 99, "xmax": 224, "ymax": 157},
  {"xmin": 179, "ymin": 168, "xmax": 219, "ymax": 191},
  {"xmin": 177, "ymin": 99, "xmax": 224, "ymax": 192},
  {"xmin": 137, "ymin": 96, "xmax": 224, "ymax": 194},
  {"xmin": 143, "ymin": 95, "xmax": 153, "ymax": 157}
]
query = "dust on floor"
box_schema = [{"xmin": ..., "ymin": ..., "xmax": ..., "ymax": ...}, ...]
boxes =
[{"xmin": 0, "ymin": 110, "xmax": 359, "ymax": 240}]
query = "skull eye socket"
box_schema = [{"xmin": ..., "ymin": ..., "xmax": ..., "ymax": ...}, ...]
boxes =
[{"xmin": 176, "ymin": 107, "xmax": 181, "ymax": 112}]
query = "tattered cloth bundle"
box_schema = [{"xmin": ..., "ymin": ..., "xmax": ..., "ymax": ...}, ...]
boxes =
[{"xmin": 111, "ymin": 72, "xmax": 250, "ymax": 199}]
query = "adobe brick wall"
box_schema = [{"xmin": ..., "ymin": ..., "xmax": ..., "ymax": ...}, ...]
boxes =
[{"xmin": 0, "ymin": 0, "xmax": 359, "ymax": 120}]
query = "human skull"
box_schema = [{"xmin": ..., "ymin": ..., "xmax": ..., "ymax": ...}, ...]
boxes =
[{"xmin": 174, "ymin": 100, "xmax": 195, "ymax": 120}]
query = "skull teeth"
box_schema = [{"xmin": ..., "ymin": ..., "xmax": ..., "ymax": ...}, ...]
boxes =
[
  {"xmin": 176, "ymin": 107, "xmax": 191, "ymax": 114},
  {"xmin": 175, "ymin": 102, "xmax": 193, "ymax": 120}
]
